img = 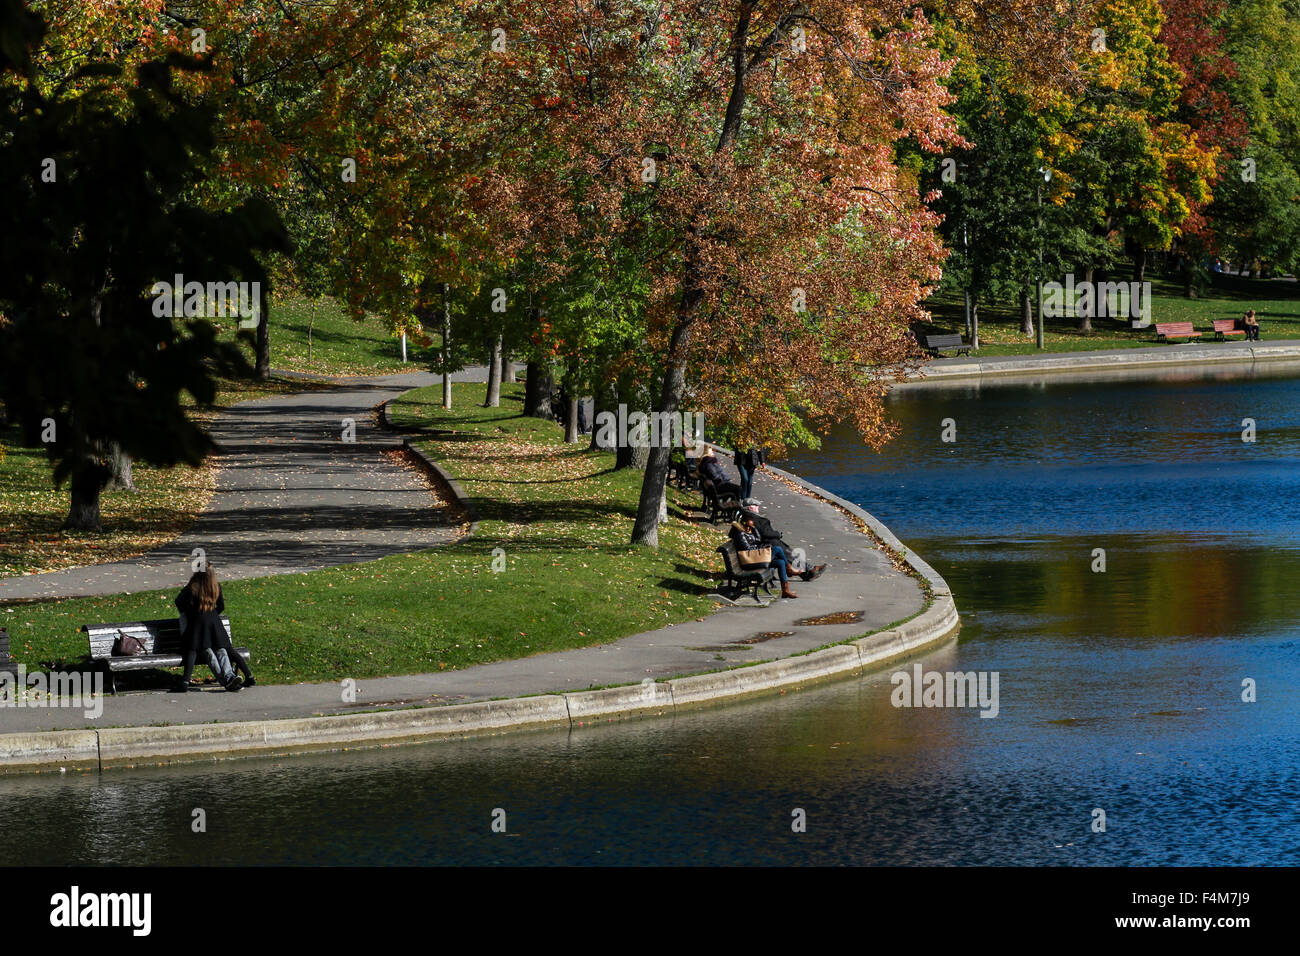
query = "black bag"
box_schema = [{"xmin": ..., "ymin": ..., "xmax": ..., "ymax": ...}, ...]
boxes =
[{"xmin": 114, "ymin": 632, "xmax": 147, "ymax": 656}]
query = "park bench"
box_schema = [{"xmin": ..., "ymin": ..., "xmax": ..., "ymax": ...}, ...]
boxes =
[
  {"xmin": 700, "ymin": 477, "xmax": 741, "ymax": 524},
  {"xmin": 669, "ymin": 451, "xmax": 700, "ymax": 491},
  {"xmin": 1211, "ymin": 319, "xmax": 1246, "ymax": 340},
  {"xmin": 924, "ymin": 333, "xmax": 973, "ymax": 357},
  {"xmin": 716, "ymin": 543, "xmax": 779, "ymax": 603},
  {"xmin": 83, "ymin": 616, "xmax": 250, "ymax": 694},
  {"xmin": 1154, "ymin": 322, "xmax": 1201, "ymax": 342}
]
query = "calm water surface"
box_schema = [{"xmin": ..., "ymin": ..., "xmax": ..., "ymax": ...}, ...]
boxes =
[{"xmin": 2, "ymin": 367, "xmax": 1297, "ymax": 865}]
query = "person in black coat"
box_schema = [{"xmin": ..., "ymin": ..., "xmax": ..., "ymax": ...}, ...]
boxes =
[
  {"xmin": 738, "ymin": 505, "xmax": 826, "ymax": 582},
  {"xmin": 733, "ymin": 447, "xmax": 766, "ymax": 500},
  {"xmin": 173, "ymin": 568, "xmax": 253, "ymax": 692},
  {"xmin": 698, "ymin": 448, "xmax": 742, "ymax": 499}
]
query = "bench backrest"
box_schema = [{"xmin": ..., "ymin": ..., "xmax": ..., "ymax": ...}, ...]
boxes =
[
  {"xmin": 717, "ymin": 544, "xmax": 744, "ymax": 576},
  {"xmin": 1155, "ymin": 322, "xmax": 1195, "ymax": 333},
  {"xmin": 84, "ymin": 616, "xmax": 232, "ymax": 659},
  {"xmin": 1212, "ymin": 319, "xmax": 1240, "ymax": 331},
  {"xmin": 926, "ymin": 334, "xmax": 965, "ymax": 347}
]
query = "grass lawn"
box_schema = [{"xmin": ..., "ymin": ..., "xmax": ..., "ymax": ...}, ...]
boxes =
[
  {"xmin": 227, "ymin": 295, "xmax": 436, "ymax": 375},
  {"xmin": 922, "ymin": 271, "xmax": 1300, "ymax": 356},
  {"xmin": 3, "ymin": 382, "xmax": 725, "ymax": 686}
]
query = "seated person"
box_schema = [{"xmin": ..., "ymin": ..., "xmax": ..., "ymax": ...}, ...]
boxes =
[
  {"xmin": 1243, "ymin": 309, "xmax": 1260, "ymax": 341},
  {"xmin": 698, "ymin": 447, "xmax": 741, "ymax": 499},
  {"xmin": 738, "ymin": 505, "xmax": 826, "ymax": 582},
  {"xmin": 729, "ymin": 513, "xmax": 798, "ymax": 599}
]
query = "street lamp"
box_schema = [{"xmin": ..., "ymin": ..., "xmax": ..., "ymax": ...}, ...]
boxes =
[
  {"xmin": 1036, "ymin": 166, "xmax": 1051, "ymax": 351},
  {"xmin": 958, "ymin": 161, "xmax": 971, "ymax": 341}
]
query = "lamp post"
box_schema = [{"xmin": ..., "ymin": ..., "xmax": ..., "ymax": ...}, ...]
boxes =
[
  {"xmin": 957, "ymin": 160, "xmax": 971, "ymax": 342},
  {"xmin": 1036, "ymin": 166, "xmax": 1051, "ymax": 351},
  {"xmin": 963, "ymin": 222, "xmax": 971, "ymax": 340}
]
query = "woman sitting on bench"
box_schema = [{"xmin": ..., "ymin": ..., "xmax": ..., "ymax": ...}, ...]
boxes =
[
  {"xmin": 174, "ymin": 568, "xmax": 254, "ymax": 693},
  {"xmin": 729, "ymin": 514, "xmax": 798, "ymax": 599}
]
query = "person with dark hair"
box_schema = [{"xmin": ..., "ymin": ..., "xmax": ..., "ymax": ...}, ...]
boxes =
[
  {"xmin": 733, "ymin": 446, "xmax": 766, "ymax": 500},
  {"xmin": 173, "ymin": 568, "xmax": 253, "ymax": 693},
  {"xmin": 1243, "ymin": 309, "xmax": 1261, "ymax": 341},
  {"xmin": 729, "ymin": 513, "xmax": 798, "ymax": 599},
  {"xmin": 739, "ymin": 505, "xmax": 826, "ymax": 582}
]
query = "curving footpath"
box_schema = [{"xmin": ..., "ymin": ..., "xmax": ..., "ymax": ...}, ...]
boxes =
[
  {"xmin": 0, "ymin": 380, "xmax": 959, "ymax": 774},
  {"xmin": 0, "ymin": 369, "xmax": 494, "ymax": 602}
]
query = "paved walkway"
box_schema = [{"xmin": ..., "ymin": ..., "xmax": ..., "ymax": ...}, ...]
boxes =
[
  {"xmin": 1, "ymin": 442, "xmax": 925, "ymax": 732},
  {"xmin": 0, "ymin": 369, "xmax": 493, "ymax": 601}
]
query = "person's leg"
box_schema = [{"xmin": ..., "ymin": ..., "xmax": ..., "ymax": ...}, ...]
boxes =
[
  {"xmin": 738, "ymin": 463, "xmax": 753, "ymax": 499},
  {"xmin": 769, "ymin": 545, "xmax": 796, "ymax": 597},
  {"xmin": 205, "ymin": 648, "xmax": 235, "ymax": 684},
  {"xmin": 176, "ymin": 650, "xmax": 197, "ymax": 691},
  {"xmin": 229, "ymin": 649, "xmax": 253, "ymax": 683}
]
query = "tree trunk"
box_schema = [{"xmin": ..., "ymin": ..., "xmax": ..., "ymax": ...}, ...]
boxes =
[
  {"xmin": 504, "ymin": 353, "xmax": 517, "ymax": 383},
  {"xmin": 630, "ymin": 287, "xmax": 698, "ymax": 545},
  {"xmin": 485, "ymin": 334, "xmax": 503, "ymax": 407},
  {"xmin": 1133, "ymin": 246, "xmax": 1146, "ymax": 285},
  {"xmin": 590, "ymin": 391, "xmax": 607, "ymax": 451},
  {"xmin": 524, "ymin": 359, "xmax": 553, "ymax": 419},
  {"xmin": 970, "ymin": 296, "xmax": 980, "ymax": 350},
  {"xmin": 631, "ymin": 0, "xmax": 763, "ymax": 545},
  {"xmin": 1078, "ymin": 267, "xmax": 1094, "ymax": 332},
  {"xmin": 105, "ymin": 441, "xmax": 136, "ymax": 492},
  {"xmin": 1020, "ymin": 287, "xmax": 1034, "ymax": 336},
  {"xmin": 255, "ymin": 296, "xmax": 271, "ymax": 380},
  {"xmin": 441, "ymin": 283, "xmax": 452, "ymax": 410},
  {"xmin": 564, "ymin": 396, "xmax": 579, "ymax": 443},
  {"xmin": 64, "ymin": 456, "xmax": 108, "ymax": 531}
]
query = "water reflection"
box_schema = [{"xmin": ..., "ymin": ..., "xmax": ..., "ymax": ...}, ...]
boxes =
[{"xmin": 2, "ymin": 369, "xmax": 1298, "ymax": 866}]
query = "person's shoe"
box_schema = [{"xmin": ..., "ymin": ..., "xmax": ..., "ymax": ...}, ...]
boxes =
[
  {"xmin": 173, "ymin": 680, "xmax": 188, "ymax": 693},
  {"xmin": 800, "ymin": 564, "xmax": 827, "ymax": 582},
  {"xmin": 242, "ymin": 675, "xmax": 256, "ymax": 687},
  {"xmin": 224, "ymin": 676, "xmax": 244, "ymax": 692},
  {"xmin": 781, "ymin": 584, "xmax": 798, "ymax": 599}
]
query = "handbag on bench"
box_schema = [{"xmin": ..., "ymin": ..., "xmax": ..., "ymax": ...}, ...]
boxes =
[
  {"xmin": 737, "ymin": 547, "xmax": 772, "ymax": 567},
  {"xmin": 113, "ymin": 631, "xmax": 147, "ymax": 656}
]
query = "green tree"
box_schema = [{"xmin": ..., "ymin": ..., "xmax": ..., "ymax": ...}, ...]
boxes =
[{"xmin": 0, "ymin": 5, "xmax": 288, "ymax": 529}]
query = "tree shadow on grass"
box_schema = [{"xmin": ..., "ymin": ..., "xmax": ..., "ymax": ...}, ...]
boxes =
[{"xmin": 469, "ymin": 497, "xmax": 637, "ymax": 525}]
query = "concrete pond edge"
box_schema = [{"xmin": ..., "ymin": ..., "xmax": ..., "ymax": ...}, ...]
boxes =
[
  {"xmin": 903, "ymin": 341, "xmax": 1300, "ymax": 386},
  {"xmin": 0, "ymin": 417, "xmax": 958, "ymax": 774}
]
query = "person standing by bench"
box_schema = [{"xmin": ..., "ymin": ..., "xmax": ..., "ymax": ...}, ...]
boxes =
[
  {"xmin": 173, "ymin": 568, "xmax": 252, "ymax": 692},
  {"xmin": 733, "ymin": 446, "xmax": 766, "ymax": 501}
]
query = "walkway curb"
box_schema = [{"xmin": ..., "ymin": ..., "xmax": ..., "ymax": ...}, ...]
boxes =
[
  {"xmin": 379, "ymin": 398, "xmax": 480, "ymax": 538},
  {"xmin": 903, "ymin": 341, "xmax": 1300, "ymax": 386},
  {"xmin": 0, "ymin": 437, "xmax": 958, "ymax": 774}
]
